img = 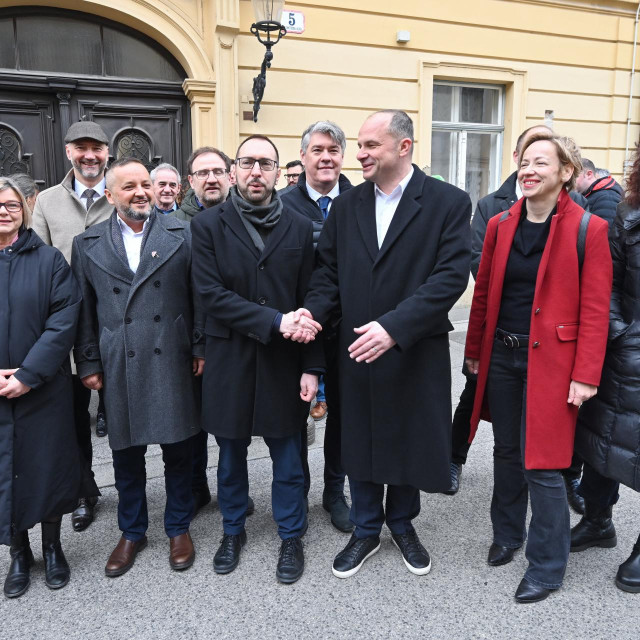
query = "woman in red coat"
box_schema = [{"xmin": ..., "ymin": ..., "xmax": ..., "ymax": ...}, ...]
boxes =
[{"xmin": 465, "ymin": 133, "xmax": 612, "ymax": 603}]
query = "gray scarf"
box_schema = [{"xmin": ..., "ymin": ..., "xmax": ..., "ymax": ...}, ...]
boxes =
[{"xmin": 230, "ymin": 186, "xmax": 282, "ymax": 252}]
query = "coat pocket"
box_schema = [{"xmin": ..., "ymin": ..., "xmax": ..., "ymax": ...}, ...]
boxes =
[
  {"xmin": 556, "ymin": 323, "xmax": 579, "ymax": 341},
  {"xmin": 204, "ymin": 315, "xmax": 231, "ymax": 339}
]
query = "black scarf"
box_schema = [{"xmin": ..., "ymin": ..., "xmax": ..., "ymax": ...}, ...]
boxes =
[{"xmin": 230, "ymin": 186, "xmax": 282, "ymax": 252}]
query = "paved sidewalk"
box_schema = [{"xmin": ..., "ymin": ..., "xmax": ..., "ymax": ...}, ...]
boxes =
[{"xmin": 1, "ymin": 310, "xmax": 639, "ymax": 639}]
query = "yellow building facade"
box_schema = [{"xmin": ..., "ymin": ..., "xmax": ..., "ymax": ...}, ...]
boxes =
[{"xmin": 2, "ymin": 0, "xmax": 640, "ymax": 194}]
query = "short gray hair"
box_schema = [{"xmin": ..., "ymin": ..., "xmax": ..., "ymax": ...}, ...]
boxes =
[
  {"xmin": 300, "ymin": 121, "xmax": 346, "ymax": 154},
  {"xmin": 150, "ymin": 163, "xmax": 180, "ymax": 184},
  {"xmin": 581, "ymin": 158, "xmax": 596, "ymax": 174},
  {"xmin": 371, "ymin": 110, "xmax": 414, "ymax": 155},
  {"xmin": 596, "ymin": 167, "xmax": 611, "ymax": 178},
  {"xmin": 9, "ymin": 173, "xmax": 38, "ymax": 199}
]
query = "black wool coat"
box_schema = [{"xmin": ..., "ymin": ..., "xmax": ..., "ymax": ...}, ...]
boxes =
[
  {"xmin": 191, "ymin": 200, "xmax": 324, "ymax": 439},
  {"xmin": 304, "ymin": 166, "xmax": 472, "ymax": 492},
  {"xmin": 0, "ymin": 229, "xmax": 98, "ymax": 544},
  {"xmin": 576, "ymin": 202, "xmax": 640, "ymax": 491}
]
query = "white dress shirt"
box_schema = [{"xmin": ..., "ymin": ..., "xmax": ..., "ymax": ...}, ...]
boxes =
[
  {"xmin": 74, "ymin": 176, "xmax": 106, "ymax": 209},
  {"xmin": 515, "ymin": 178, "xmax": 523, "ymax": 200},
  {"xmin": 116, "ymin": 215, "xmax": 148, "ymax": 272},
  {"xmin": 374, "ymin": 167, "xmax": 414, "ymax": 247},
  {"xmin": 306, "ymin": 181, "xmax": 341, "ymax": 213}
]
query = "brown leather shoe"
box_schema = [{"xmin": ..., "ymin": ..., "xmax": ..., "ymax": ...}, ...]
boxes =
[
  {"xmin": 310, "ymin": 401, "xmax": 327, "ymax": 420},
  {"xmin": 169, "ymin": 531, "xmax": 195, "ymax": 571},
  {"xmin": 105, "ymin": 536, "xmax": 147, "ymax": 577}
]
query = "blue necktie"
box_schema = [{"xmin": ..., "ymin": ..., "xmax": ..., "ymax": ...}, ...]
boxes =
[{"xmin": 317, "ymin": 196, "xmax": 331, "ymax": 219}]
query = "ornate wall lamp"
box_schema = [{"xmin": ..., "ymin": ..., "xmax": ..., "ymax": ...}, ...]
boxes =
[{"xmin": 250, "ymin": 0, "xmax": 287, "ymax": 122}]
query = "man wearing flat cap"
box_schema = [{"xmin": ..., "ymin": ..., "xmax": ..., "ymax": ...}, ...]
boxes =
[{"xmin": 32, "ymin": 121, "xmax": 113, "ymax": 532}]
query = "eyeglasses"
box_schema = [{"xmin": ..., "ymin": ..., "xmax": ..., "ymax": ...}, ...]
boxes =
[
  {"xmin": 236, "ymin": 157, "xmax": 278, "ymax": 172},
  {"xmin": 191, "ymin": 169, "xmax": 228, "ymax": 180},
  {"xmin": 284, "ymin": 173, "xmax": 301, "ymax": 179},
  {"xmin": 0, "ymin": 201, "xmax": 22, "ymax": 213}
]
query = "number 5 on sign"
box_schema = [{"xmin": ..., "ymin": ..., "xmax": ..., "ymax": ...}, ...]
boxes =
[{"xmin": 283, "ymin": 10, "xmax": 305, "ymax": 34}]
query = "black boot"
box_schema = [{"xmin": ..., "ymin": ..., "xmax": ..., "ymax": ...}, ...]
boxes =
[
  {"xmin": 616, "ymin": 533, "xmax": 640, "ymax": 593},
  {"xmin": 3, "ymin": 530, "xmax": 34, "ymax": 598},
  {"xmin": 570, "ymin": 503, "xmax": 617, "ymax": 552},
  {"xmin": 41, "ymin": 520, "xmax": 70, "ymax": 589},
  {"xmin": 563, "ymin": 475, "xmax": 585, "ymax": 515}
]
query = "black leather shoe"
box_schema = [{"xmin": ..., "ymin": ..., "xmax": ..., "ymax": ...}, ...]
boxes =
[
  {"xmin": 192, "ymin": 487, "xmax": 212, "ymax": 516},
  {"xmin": 71, "ymin": 497, "xmax": 97, "ymax": 532},
  {"xmin": 563, "ymin": 475, "xmax": 585, "ymax": 515},
  {"xmin": 443, "ymin": 462, "xmax": 462, "ymax": 496},
  {"xmin": 515, "ymin": 577, "xmax": 554, "ymax": 603},
  {"xmin": 332, "ymin": 534, "xmax": 381, "ymax": 579},
  {"xmin": 488, "ymin": 543, "xmax": 519, "ymax": 566},
  {"xmin": 213, "ymin": 531, "xmax": 247, "ymax": 574},
  {"xmin": 96, "ymin": 412, "xmax": 107, "ymax": 437},
  {"xmin": 391, "ymin": 530, "xmax": 431, "ymax": 575},
  {"xmin": 4, "ymin": 531, "xmax": 34, "ymax": 599},
  {"xmin": 616, "ymin": 536, "xmax": 640, "ymax": 593},
  {"xmin": 42, "ymin": 520, "xmax": 70, "ymax": 589},
  {"xmin": 322, "ymin": 492, "xmax": 354, "ymax": 533},
  {"xmin": 570, "ymin": 503, "xmax": 617, "ymax": 552},
  {"xmin": 276, "ymin": 536, "xmax": 304, "ymax": 584}
]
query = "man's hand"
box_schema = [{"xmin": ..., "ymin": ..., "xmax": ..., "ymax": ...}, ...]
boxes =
[
  {"xmin": 193, "ymin": 357, "xmax": 205, "ymax": 376},
  {"xmin": 82, "ymin": 373, "xmax": 103, "ymax": 390},
  {"xmin": 0, "ymin": 371, "xmax": 31, "ymax": 399},
  {"xmin": 280, "ymin": 310, "xmax": 322, "ymax": 343},
  {"xmin": 300, "ymin": 373, "xmax": 319, "ymax": 402},
  {"xmin": 465, "ymin": 358, "xmax": 479, "ymax": 375},
  {"xmin": 568, "ymin": 380, "xmax": 597, "ymax": 407},
  {"xmin": 348, "ymin": 321, "xmax": 396, "ymax": 363}
]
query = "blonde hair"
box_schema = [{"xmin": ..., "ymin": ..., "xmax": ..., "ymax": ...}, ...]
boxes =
[
  {"xmin": 0, "ymin": 176, "xmax": 31, "ymax": 228},
  {"xmin": 518, "ymin": 133, "xmax": 582, "ymax": 192}
]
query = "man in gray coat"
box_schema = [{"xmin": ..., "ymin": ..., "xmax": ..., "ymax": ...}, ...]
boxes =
[
  {"xmin": 72, "ymin": 157, "xmax": 204, "ymax": 577},
  {"xmin": 32, "ymin": 121, "xmax": 113, "ymax": 530}
]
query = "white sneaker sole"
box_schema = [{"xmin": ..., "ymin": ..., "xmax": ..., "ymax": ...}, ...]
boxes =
[
  {"xmin": 332, "ymin": 542, "xmax": 381, "ymax": 579},
  {"xmin": 392, "ymin": 537, "xmax": 432, "ymax": 576}
]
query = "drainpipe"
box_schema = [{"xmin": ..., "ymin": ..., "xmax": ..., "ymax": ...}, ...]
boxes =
[{"xmin": 624, "ymin": 2, "xmax": 640, "ymax": 180}]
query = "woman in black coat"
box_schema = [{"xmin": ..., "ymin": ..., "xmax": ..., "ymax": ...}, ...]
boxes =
[
  {"xmin": 573, "ymin": 150, "xmax": 640, "ymax": 594},
  {"xmin": 0, "ymin": 177, "xmax": 98, "ymax": 598}
]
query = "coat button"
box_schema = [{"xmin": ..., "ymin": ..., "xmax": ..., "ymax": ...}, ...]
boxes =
[
  {"xmin": 258, "ymin": 296, "xmax": 266, "ymax": 305},
  {"xmin": 113, "ymin": 287, "xmax": 121, "ymax": 294},
  {"xmin": 533, "ymin": 341, "xmax": 540, "ymax": 348},
  {"xmin": 125, "ymin": 317, "xmax": 132, "ymax": 324},
  {"xmin": 128, "ymin": 350, "xmax": 135, "ymax": 357},
  {"xmin": 154, "ymin": 348, "xmax": 161, "ymax": 355},
  {"xmin": 154, "ymin": 315, "xmax": 161, "ymax": 322},
  {"xmin": 535, "ymin": 308, "xmax": 540, "ymax": 315},
  {"xmin": 259, "ymin": 264, "xmax": 265, "ymax": 270},
  {"xmin": 154, "ymin": 280, "xmax": 161, "ymax": 288}
]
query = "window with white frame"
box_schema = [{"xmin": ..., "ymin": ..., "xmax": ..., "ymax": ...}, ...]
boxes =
[{"xmin": 431, "ymin": 82, "xmax": 504, "ymax": 210}]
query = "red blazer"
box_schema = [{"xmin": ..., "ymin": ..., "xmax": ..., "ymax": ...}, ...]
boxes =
[{"xmin": 465, "ymin": 189, "xmax": 612, "ymax": 469}]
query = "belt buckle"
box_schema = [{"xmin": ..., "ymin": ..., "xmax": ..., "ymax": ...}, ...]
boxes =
[{"xmin": 502, "ymin": 333, "xmax": 519, "ymax": 349}]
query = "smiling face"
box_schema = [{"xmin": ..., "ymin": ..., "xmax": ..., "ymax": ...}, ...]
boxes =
[
  {"xmin": 0, "ymin": 187, "xmax": 24, "ymax": 241},
  {"xmin": 65, "ymin": 138, "xmax": 109, "ymax": 183},
  {"xmin": 152, "ymin": 168, "xmax": 180, "ymax": 210},
  {"xmin": 105, "ymin": 162, "xmax": 154, "ymax": 223},
  {"xmin": 301, "ymin": 132, "xmax": 343, "ymax": 193},
  {"xmin": 234, "ymin": 138, "xmax": 280, "ymax": 206},
  {"xmin": 518, "ymin": 140, "xmax": 573, "ymax": 201},
  {"xmin": 187, "ymin": 152, "xmax": 230, "ymax": 208}
]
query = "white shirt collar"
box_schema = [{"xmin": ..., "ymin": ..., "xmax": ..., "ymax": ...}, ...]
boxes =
[
  {"xmin": 74, "ymin": 176, "xmax": 106, "ymax": 199},
  {"xmin": 374, "ymin": 166, "xmax": 414, "ymax": 200},
  {"xmin": 515, "ymin": 178, "xmax": 523, "ymax": 200},
  {"xmin": 306, "ymin": 181, "xmax": 341, "ymax": 203},
  {"xmin": 116, "ymin": 214, "xmax": 148, "ymax": 237}
]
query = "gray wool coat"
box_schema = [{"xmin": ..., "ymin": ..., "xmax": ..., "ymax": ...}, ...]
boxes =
[{"xmin": 71, "ymin": 212, "xmax": 204, "ymax": 450}]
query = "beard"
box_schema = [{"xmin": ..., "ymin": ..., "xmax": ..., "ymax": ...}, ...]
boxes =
[
  {"xmin": 121, "ymin": 204, "xmax": 152, "ymax": 221},
  {"xmin": 72, "ymin": 159, "xmax": 106, "ymax": 180},
  {"xmin": 201, "ymin": 190, "xmax": 226, "ymax": 208}
]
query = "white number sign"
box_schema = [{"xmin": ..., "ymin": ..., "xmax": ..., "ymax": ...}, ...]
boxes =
[{"xmin": 283, "ymin": 10, "xmax": 305, "ymax": 34}]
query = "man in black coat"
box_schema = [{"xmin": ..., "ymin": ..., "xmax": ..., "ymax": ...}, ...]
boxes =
[
  {"xmin": 575, "ymin": 158, "xmax": 623, "ymax": 227},
  {"xmin": 191, "ymin": 135, "xmax": 323, "ymax": 584},
  {"xmin": 281, "ymin": 121, "xmax": 353, "ymax": 533},
  {"xmin": 292, "ymin": 110, "xmax": 471, "ymax": 578}
]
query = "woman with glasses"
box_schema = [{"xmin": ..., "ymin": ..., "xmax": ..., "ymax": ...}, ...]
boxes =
[
  {"xmin": 465, "ymin": 133, "xmax": 612, "ymax": 602},
  {"xmin": 0, "ymin": 177, "xmax": 98, "ymax": 598}
]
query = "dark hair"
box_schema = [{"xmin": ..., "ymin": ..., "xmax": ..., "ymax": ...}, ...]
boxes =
[
  {"xmin": 515, "ymin": 125, "xmax": 553, "ymax": 153},
  {"xmin": 105, "ymin": 157, "xmax": 147, "ymax": 190},
  {"xmin": 9, "ymin": 173, "xmax": 38, "ymax": 199},
  {"xmin": 625, "ymin": 147, "xmax": 640, "ymax": 208},
  {"xmin": 236, "ymin": 135, "xmax": 279, "ymax": 165},
  {"xmin": 187, "ymin": 147, "xmax": 232, "ymax": 175},
  {"xmin": 581, "ymin": 158, "xmax": 596, "ymax": 174},
  {"xmin": 286, "ymin": 160, "xmax": 303, "ymax": 170}
]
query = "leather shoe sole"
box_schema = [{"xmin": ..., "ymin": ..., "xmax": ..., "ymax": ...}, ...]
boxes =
[
  {"xmin": 105, "ymin": 537, "xmax": 147, "ymax": 577},
  {"xmin": 488, "ymin": 543, "xmax": 519, "ymax": 567}
]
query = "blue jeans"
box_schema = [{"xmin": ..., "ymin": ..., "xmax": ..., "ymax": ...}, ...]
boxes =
[
  {"xmin": 487, "ymin": 338, "xmax": 570, "ymax": 589},
  {"xmin": 316, "ymin": 376, "xmax": 326, "ymax": 403},
  {"xmin": 216, "ymin": 435, "xmax": 305, "ymax": 539},
  {"xmin": 112, "ymin": 439, "xmax": 194, "ymax": 541}
]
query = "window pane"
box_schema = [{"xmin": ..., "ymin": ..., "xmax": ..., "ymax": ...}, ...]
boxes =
[
  {"xmin": 0, "ymin": 18, "xmax": 15, "ymax": 70},
  {"xmin": 466, "ymin": 132, "xmax": 500, "ymax": 210},
  {"xmin": 433, "ymin": 85, "xmax": 454, "ymax": 122},
  {"xmin": 431, "ymin": 130, "xmax": 458, "ymax": 184},
  {"xmin": 460, "ymin": 87, "xmax": 500, "ymax": 124},
  {"xmin": 16, "ymin": 16, "xmax": 102, "ymax": 75}
]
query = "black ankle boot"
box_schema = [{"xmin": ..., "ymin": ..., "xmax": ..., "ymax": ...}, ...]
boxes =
[
  {"xmin": 570, "ymin": 503, "xmax": 617, "ymax": 552},
  {"xmin": 616, "ymin": 533, "xmax": 640, "ymax": 593},
  {"xmin": 4, "ymin": 530, "xmax": 34, "ymax": 598},
  {"xmin": 41, "ymin": 520, "xmax": 70, "ymax": 589}
]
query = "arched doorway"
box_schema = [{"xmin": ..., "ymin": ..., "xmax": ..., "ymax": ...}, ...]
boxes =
[{"xmin": 0, "ymin": 6, "xmax": 191, "ymax": 189}]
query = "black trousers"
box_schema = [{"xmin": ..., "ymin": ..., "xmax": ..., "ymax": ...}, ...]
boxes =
[
  {"xmin": 72, "ymin": 374, "xmax": 93, "ymax": 469},
  {"xmin": 192, "ymin": 429, "xmax": 209, "ymax": 493}
]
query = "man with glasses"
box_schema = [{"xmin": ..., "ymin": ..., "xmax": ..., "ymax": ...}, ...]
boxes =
[
  {"xmin": 191, "ymin": 135, "xmax": 323, "ymax": 583},
  {"xmin": 283, "ymin": 160, "xmax": 303, "ymax": 188}
]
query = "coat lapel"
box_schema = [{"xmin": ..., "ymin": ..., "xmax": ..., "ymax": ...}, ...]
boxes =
[
  {"xmin": 259, "ymin": 212, "xmax": 293, "ymax": 265},
  {"xmin": 355, "ymin": 182, "xmax": 379, "ymax": 263},
  {"xmin": 220, "ymin": 204, "xmax": 261, "ymax": 260},
  {"xmin": 85, "ymin": 222, "xmax": 134, "ymax": 285}
]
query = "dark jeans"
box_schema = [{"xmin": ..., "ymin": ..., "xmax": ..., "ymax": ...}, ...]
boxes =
[
  {"xmin": 578, "ymin": 462, "xmax": 620, "ymax": 509},
  {"xmin": 349, "ymin": 479, "xmax": 420, "ymax": 539},
  {"xmin": 192, "ymin": 429, "xmax": 209, "ymax": 493},
  {"xmin": 216, "ymin": 434, "xmax": 305, "ymax": 539},
  {"xmin": 487, "ymin": 339, "xmax": 570, "ymax": 589},
  {"xmin": 72, "ymin": 374, "xmax": 92, "ymax": 467},
  {"xmin": 111, "ymin": 439, "xmax": 194, "ymax": 541},
  {"xmin": 451, "ymin": 373, "xmax": 476, "ymax": 465}
]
